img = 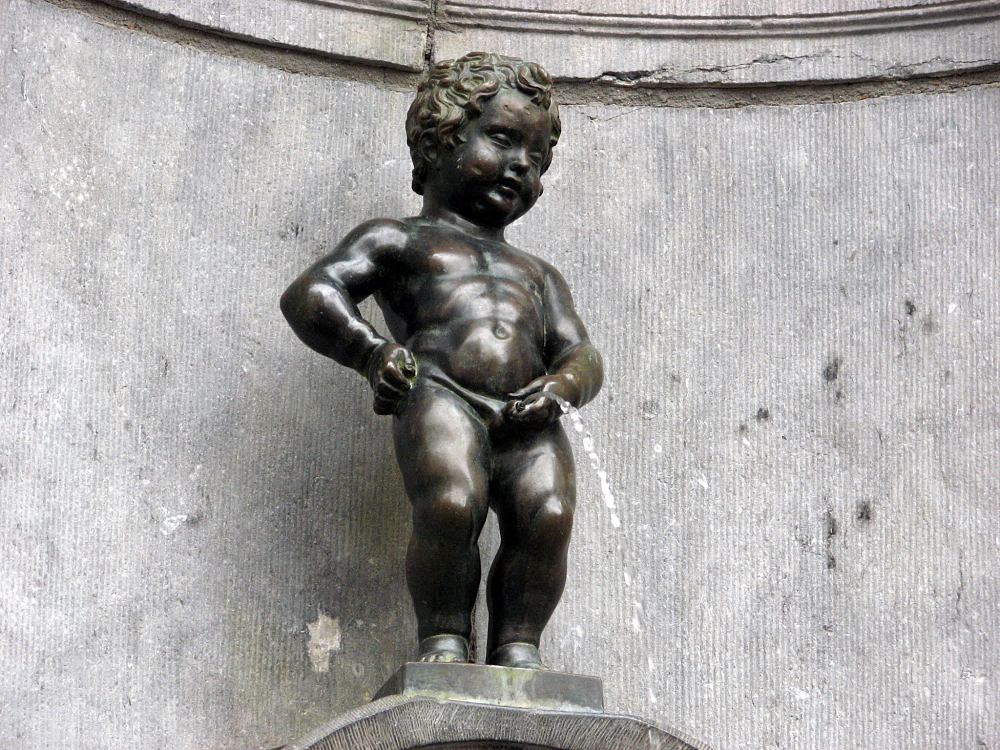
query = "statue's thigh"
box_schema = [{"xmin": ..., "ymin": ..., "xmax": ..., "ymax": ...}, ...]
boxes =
[
  {"xmin": 491, "ymin": 422, "xmax": 576, "ymax": 540},
  {"xmin": 392, "ymin": 382, "xmax": 491, "ymax": 513}
]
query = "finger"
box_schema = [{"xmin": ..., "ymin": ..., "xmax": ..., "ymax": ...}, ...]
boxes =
[
  {"xmin": 525, "ymin": 397, "xmax": 560, "ymax": 422},
  {"xmin": 382, "ymin": 370, "xmax": 408, "ymax": 390},
  {"xmin": 373, "ymin": 396, "xmax": 397, "ymax": 415},
  {"xmin": 376, "ymin": 380, "xmax": 409, "ymax": 399},
  {"xmin": 509, "ymin": 380, "xmax": 545, "ymax": 399},
  {"xmin": 365, "ymin": 346, "xmax": 388, "ymax": 388},
  {"xmin": 381, "ymin": 363, "xmax": 413, "ymax": 389},
  {"xmin": 398, "ymin": 349, "xmax": 417, "ymax": 380},
  {"xmin": 374, "ymin": 385, "xmax": 409, "ymax": 414},
  {"xmin": 520, "ymin": 398, "xmax": 550, "ymax": 416}
]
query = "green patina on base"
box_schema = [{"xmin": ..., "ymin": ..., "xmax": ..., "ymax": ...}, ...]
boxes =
[{"xmin": 374, "ymin": 662, "xmax": 604, "ymax": 714}]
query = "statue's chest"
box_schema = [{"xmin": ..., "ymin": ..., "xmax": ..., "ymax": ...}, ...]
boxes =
[
  {"xmin": 400, "ymin": 244, "xmax": 541, "ymax": 294},
  {"xmin": 420, "ymin": 243, "xmax": 503, "ymax": 277}
]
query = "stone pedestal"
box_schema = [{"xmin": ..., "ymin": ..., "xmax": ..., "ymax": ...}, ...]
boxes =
[
  {"xmin": 285, "ymin": 694, "xmax": 707, "ymax": 750},
  {"xmin": 284, "ymin": 664, "xmax": 707, "ymax": 750}
]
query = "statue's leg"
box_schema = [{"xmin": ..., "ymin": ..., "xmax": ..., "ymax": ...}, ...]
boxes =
[
  {"xmin": 393, "ymin": 381, "xmax": 491, "ymax": 661},
  {"xmin": 486, "ymin": 421, "xmax": 575, "ymax": 668}
]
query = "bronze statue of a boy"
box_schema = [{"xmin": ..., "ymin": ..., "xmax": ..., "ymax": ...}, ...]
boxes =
[{"xmin": 281, "ymin": 52, "xmax": 603, "ymax": 670}]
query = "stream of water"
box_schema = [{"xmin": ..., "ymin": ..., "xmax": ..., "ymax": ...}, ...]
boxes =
[{"xmin": 554, "ymin": 397, "xmax": 621, "ymax": 528}]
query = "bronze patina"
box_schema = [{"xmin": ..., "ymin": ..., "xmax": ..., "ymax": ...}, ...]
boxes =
[{"xmin": 281, "ymin": 53, "xmax": 603, "ymax": 670}]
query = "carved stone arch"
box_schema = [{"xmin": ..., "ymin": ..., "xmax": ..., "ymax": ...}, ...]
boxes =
[
  {"xmin": 106, "ymin": 0, "xmax": 1000, "ymax": 84},
  {"xmin": 435, "ymin": 0, "xmax": 1000, "ymax": 84},
  {"xmin": 104, "ymin": 0, "xmax": 433, "ymax": 70}
]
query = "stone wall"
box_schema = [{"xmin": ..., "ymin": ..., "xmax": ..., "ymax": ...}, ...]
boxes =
[{"xmin": 1, "ymin": 1, "xmax": 997, "ymax": 748}]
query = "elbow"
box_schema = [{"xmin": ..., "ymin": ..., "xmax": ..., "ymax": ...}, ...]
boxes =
[
  {"xmin": 280, "ymin": 276, "xmax": 318, "ymax": 331},
  {"xmin": 279, "ymin": 283, "xmax": 297, "ymax": 324},
  {"xmin": 279, "ymin": 277, "xmax": 353, "ymax": 361}
]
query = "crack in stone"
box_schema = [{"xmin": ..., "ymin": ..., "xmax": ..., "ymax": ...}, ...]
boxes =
[
  {"xmin": 590, "ymin": 50, "xmax": 1000, "ymax": 86},
  {"xmin": 422, "ymin": 0, "xmax": 441, "ymax": 70},
  {"xmin": 39, "ymin": 0, "xmax": 1000, "ymax": 108}
]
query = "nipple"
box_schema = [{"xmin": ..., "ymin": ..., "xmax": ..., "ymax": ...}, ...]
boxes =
[{"xmin": 493, "ymin": 322, "xmax": 510, "ymax": 340}]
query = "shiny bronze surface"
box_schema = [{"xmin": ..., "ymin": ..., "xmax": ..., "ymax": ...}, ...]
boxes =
[
  {"xmin": 374, "ymin": 662, "xmax": 604, "ymax": 714},
  {"xmin": 281, "ymin": 53, "xmax": 603, "ymax": 668}
]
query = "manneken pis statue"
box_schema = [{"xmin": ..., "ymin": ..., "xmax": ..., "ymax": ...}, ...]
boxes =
[{"xmin": 281, "ymin": 52, "xmax": 603, "ymax": 670}]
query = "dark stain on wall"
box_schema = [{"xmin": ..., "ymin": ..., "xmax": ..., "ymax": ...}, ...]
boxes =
[
  {"xmin": 824, "ymin": 509, "xmax": 838, "ymax": 570},
  {"xmin": 823, "ymin": 358, "xmax": 841, "ymax": 382}
]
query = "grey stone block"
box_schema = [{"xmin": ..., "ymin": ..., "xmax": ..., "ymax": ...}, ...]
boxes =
[{"xmin": 285, "ymin": 696, "xmax": 707, "ymax": 750}]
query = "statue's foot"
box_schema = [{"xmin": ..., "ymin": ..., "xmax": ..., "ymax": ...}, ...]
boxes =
[
  {"xmin": 417, "ymin": 634, "xmax": 470, "ymax": 663},
  {"xmin": 488, "ymin": 642, "xmax": 549, "ymax": 670}
]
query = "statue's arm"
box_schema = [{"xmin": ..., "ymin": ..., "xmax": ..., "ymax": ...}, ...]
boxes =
[
  {"xmin": 539, "ymin": 263, "xmax": 604, "ymax": 409},
  {"xmin": 280, "ymin": 219, "xmax": 406, "ymax": 377},
  {"xmin": 505, "ymin": 263, "xmax": 602, "ymax": 426}
]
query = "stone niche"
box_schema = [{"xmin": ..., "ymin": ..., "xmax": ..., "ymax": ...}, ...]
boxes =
[{"xmin": 3, "ymin": 1, "xmax": 999, "ymax": 750}]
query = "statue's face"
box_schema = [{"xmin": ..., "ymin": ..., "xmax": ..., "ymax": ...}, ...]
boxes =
[{"xmin": 430, "ymin": 88, "xmax": 552, "ymax": 228}]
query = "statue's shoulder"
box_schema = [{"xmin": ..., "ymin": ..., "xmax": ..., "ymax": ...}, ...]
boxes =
[
  {"xmin": 331, "ymin": 218, "xmax": 414, "ymax": 265},
  {"xmin": 345, "ymin": 217, "xmax": 409, "ymax": 248}
]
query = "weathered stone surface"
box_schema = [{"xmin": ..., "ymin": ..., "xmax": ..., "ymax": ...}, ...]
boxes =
[
  {"xmin": 1, "ymin": 1, "xmax": 998, "ymax": 749},
  {"xmin": 103, "ymin": 0, "xmax": 430, "ymax": 71},
  {"xmin": 436, "ymin": 0, "xmax": 1000, "ymax": 84},
  {"xmin": 1, "ymin": 3, "xmax": 421, "ymax": 748},
  {"xmin": 285, "ymin": 696, "xmax": 705, "ymax": 750},
  {"xmin": 104, "ymin": 0, "xmax": 1000, "ymax": 84}
]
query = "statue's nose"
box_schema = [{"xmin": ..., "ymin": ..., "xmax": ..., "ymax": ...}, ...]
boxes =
[{"xmin": 508, "ymin": 149, "xmax": 530, "ymax": 175}]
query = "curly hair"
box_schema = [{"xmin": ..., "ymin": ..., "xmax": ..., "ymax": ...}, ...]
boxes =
[{"xmin": 405, "ymin": 52, "xmax": 561, "ymax": 195}]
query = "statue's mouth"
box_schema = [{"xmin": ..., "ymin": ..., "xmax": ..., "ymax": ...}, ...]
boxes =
[{"xmin": 496, "ymin": 179, "xmax": 521, "ymax": 199}]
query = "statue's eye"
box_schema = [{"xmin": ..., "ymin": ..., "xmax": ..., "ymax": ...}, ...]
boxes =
[
  {"xmin": 490, "ymin": 133, "xmax": 513, "ymax": 148},
  {"xmin": 529, "ymin": 152, "xmax": 544, "ymax": 166}
]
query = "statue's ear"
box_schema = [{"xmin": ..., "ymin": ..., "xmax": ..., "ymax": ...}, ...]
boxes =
[{"xmin": 417, "ymin": 133, "xmax": 440, "ymax": 171}]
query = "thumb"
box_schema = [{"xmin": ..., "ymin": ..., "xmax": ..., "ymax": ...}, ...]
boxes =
[{"xmin": 396, "ymin": 348, "xmax": 417, "ymax": 379}]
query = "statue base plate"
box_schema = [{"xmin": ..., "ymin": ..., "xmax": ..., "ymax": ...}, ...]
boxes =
[
  {"xmin": 373, "ymin": 662, "xmax": 604, "ymax": 713},
  {"xmin": 284, "ymin": 694, "xmax": 709, "ymax": 750}
]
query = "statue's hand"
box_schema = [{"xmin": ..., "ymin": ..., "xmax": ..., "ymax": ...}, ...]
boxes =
[
  {"xmin": 364, "ymin": 343, "xmax": 417, "ymax": 415},
  {"xmin": 503, "ymin": 375, "xmax": 572, "ymax": 428}
]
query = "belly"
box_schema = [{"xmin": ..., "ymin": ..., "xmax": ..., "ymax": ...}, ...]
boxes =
[{"xmin": 413, "ymin": 319, "xmax": 545, "ymax": 398}]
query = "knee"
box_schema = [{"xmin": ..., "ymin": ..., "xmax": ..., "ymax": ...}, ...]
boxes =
[
  {"xmin": 414, "ymin": 489, "xmax": 485, "ymax": 543},
  {"xmin": 529, "ymin": 496, "xmax": 574, "ymax": 549}
]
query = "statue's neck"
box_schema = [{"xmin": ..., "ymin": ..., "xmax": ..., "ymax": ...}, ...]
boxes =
[{"xmin": 419, "ymin": 199, "xmax": 506, "ymax": 242}]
